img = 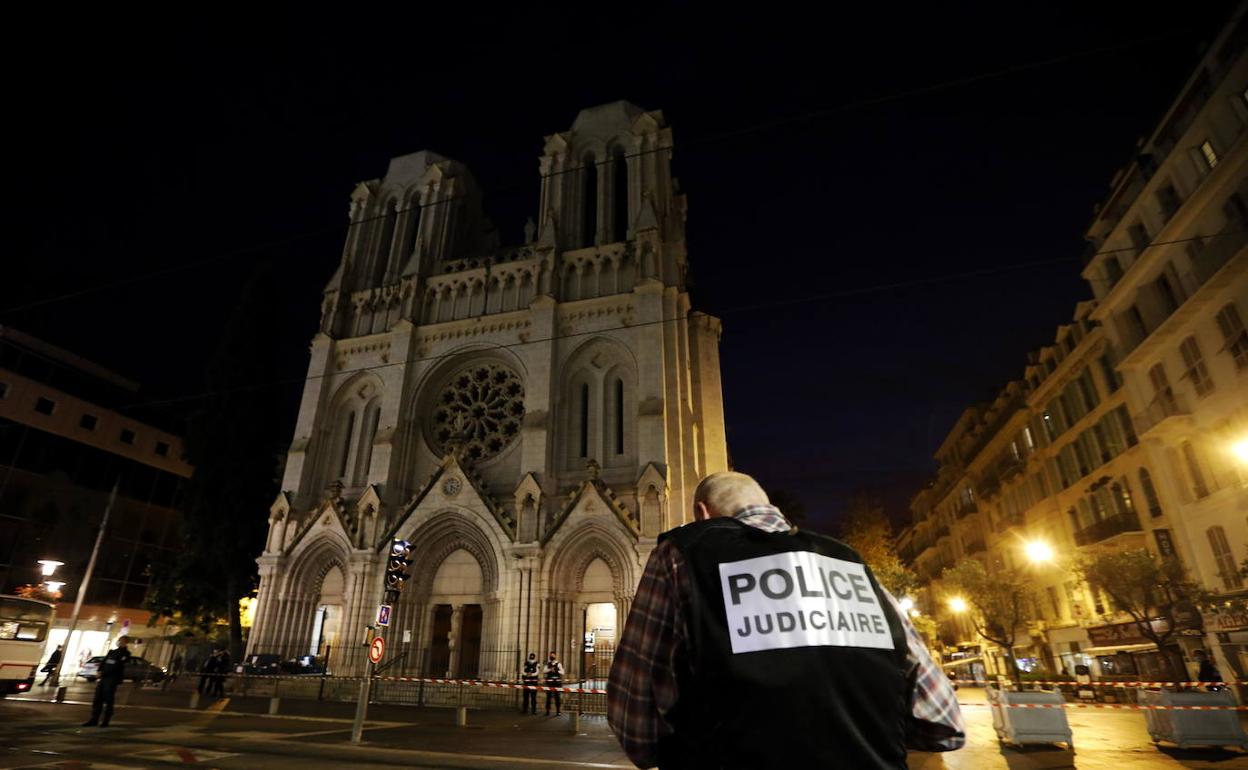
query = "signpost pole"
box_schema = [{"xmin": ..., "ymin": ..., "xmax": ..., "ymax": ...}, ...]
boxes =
[{"xmin": 350, "ymin": 658, "xmax": 373, "ymax": 744}]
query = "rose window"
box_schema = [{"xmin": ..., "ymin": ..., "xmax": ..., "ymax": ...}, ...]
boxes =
[{"xmin": 430, "ymin": 363, "xmax": 525, "ymax": 461}]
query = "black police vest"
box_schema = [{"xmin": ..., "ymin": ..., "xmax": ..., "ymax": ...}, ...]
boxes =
[{"xmin": 657, "ymin": 518, "xmax": 910, "ymax": 770}]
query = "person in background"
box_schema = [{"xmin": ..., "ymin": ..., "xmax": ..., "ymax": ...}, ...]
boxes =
[
  {"xmin": 39, "ymin": 645, "xmax": 63, "ymax": 686},
  {"xmin": 521, "ymin": 653, "xmax": 540, "ymax": 715},
  {"xmin": 82, "ymin": 636, "xmax": 131, "ymax": 727},
  {"xmin": 1194, "ymin": 650, "xmax": 1224, "ymax": 692},
  {"xmin": 544, "ymin": 651, "xmax": 565, "ymax": 716}
]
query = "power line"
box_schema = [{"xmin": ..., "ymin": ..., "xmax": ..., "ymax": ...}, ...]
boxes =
[{"xmin": 3, "ymin": 30, "xmax": 1188, "ymax": 316}]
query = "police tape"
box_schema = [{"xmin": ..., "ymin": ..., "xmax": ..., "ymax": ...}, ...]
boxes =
[
  {"xmin": 961, "ymin": 702, "xmax": 1248, "ymax": 711},
  {"xmin": 221, "ymin": 671, "xmax": 606, "ymax": 694},
  {"xmin": 1013, "ymin": 680, "xmax": 1232, "ymax": 687}
]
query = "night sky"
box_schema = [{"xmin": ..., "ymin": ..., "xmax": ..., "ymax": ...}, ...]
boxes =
[{"xmin": 6, "ymin": 3, "xmax": 1238, "ymax": 533}]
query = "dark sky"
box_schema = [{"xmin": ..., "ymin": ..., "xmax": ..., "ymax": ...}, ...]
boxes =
[{"xmin": 5, "ymin": 2, "xmax": 1238, "ymax": 533}]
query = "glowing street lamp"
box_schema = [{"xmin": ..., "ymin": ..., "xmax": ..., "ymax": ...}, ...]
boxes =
[
  {"xmin": 948, "ymin": 596, "xmax": 968, "ymax": 614},
  {"xmin": 898, "ymin": 596, "xmax": 915, "ymax": 613},
  {"xmin": 37, "ymin": 560, "xmax": 63, "ymax": 577},
  {"xmin": 1023, "ymin": 540, "xmax": 1055, "ymax": 565},
  {"xmin": 43, "ymin": 581, "xmax": 65, "ymax": 594},
  {"xmin": 1231, "ymin": 438, "xmax": 1248, "ymax": 466}
]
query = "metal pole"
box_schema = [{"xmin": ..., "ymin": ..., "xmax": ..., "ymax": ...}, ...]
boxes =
[
  {"xmin": 350, "ymin": 659, "xmax": 374, "ymax": 744},
  {"xmin": 51, "ymin": 479, "xmax": 119, "ymax": 688}
]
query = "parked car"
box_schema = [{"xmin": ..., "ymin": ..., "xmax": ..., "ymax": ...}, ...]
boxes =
[
  {"xmin": 78, "ymin": 655, "xmax": 167, "ymax": 683},
  {"xmin": 234, "ymin": 653, "xmax": 282, "ymax": 676}
]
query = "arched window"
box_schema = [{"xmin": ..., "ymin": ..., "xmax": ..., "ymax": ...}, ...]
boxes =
[
  {"xmin": 1138, "ymin": 468, "xmax": 1163, "ymax": 517},
  {"xmin": 1207, "ymin": 526, "xmax": 1243, "ymax": 590},
  {"xmin": 1181, "ymin": 441, "xmax": 1210, "ymax": 499},
  {"xmin": 354, "ymin": 402, "xmax": 381, "ymax": 484},
  {"xmin": 372, "ymin": 202, "xmax": 398, "ymax": 286},
  {"xmin": 336, "ymin": 412, "xmax": 356, "ymax": 480},
  {"xmin": 614, "ymin": 377, "xmax": 625, "ymax": 455},
  {"xmin": 1111, "ymin": 480, "xmax": 1135, "ymax": 516},
  {"xmin": 611, "ymin": 145, "xmax": 628, "ymax": 243},
  {"xmin": 581, "ymin": 153, "xmax": 598, "ymax": 248},
  {"xmin": 579, "ymin": 382, "xmax": 590, "ymax": 458}
]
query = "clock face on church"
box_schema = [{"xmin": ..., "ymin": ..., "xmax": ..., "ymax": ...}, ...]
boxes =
[{"xmin": 429, "ymin": 363, "xmax": 525, "ymax": 462}]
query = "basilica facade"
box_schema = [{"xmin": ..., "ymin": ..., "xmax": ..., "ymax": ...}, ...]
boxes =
[{"xmin": 246, "ymin": 102, "xmax": 729, "ymax": 680}]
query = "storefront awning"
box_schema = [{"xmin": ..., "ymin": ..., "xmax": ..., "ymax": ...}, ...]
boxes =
[
  {"xmin": 941, "ymin": 655, "xmax": 983, "ymax": 669},
  {"xmin": 1081, "ymin": 643, "xmax": 1157, "ymax": 656}
]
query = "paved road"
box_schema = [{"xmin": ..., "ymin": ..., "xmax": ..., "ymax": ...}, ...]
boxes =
[{"xmin": 2, "ymin": 685, "xmax": 1246, "ymax": 768}]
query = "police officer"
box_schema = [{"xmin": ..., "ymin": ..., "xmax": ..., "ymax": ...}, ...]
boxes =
[
  {"xmin": 521, "ymin": 653, "xmax": 540, "ymax": 714},
  {"xmin": 82, "ymin": 635, "xmax": 132, "ymax": 727},
  {"xmin": 543, "ymin": 651, "xmax": 564, "ymax": 716},
  {"xmin": 608, "ymin": 472, "xmax": 965, "ymax": 769}
]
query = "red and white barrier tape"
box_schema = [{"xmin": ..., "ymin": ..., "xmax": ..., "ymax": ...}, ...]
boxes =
[
  {"xmin": 964, "ymin": 702, "xmax": 1248, "ymax": 711},
  {"xmin": 1017, "ymin": 680, "xmax": 1232, "ymax": 688},
  {"xmin": 222, "ymin": 672, "xmax": 606, "ymax": 694}
]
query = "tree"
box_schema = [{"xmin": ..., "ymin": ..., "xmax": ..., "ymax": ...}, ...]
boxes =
[
  {"xmin": 941, "ymin": 558, "xmax": 1029, "ymax": 684},
  {"xmin": 147, "ymin": 263, "xmax": 288, "ymax": 659},
  {"xmin": 839, "ymin": 495, "xmax": 917, "ymax": 599},
  {"xmin": 1076, "ymin": 549, "xmax": 1203, "ymax": 683}
]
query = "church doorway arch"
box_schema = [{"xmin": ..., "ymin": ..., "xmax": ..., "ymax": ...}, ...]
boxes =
[
  {"xmin": 424, "ymin": 549, "xmax": 485, "ymax": 679},
  {"xmin": 309, "ymin": 564, "xmax": 344, "ymax": 662}
]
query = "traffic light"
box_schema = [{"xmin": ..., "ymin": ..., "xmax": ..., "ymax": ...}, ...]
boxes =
[{"xmin": 384, "ymin": 539, "xmax": 413, "ymax": 603}]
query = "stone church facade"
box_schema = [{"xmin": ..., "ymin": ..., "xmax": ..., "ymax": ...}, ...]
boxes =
[{"xmin": 246, "ymin": 102, "xmax": 729, "ymax": 680}]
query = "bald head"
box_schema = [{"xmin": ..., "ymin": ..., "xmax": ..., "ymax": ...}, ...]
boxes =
[{"xmin": 693, "ymin": 472, "xmax": 770, "ymax": 520}]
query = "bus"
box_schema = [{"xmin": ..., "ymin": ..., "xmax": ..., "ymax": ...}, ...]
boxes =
[{"xmin": 0, "ymin": 595, "xmax": 55, "ymax": 696}]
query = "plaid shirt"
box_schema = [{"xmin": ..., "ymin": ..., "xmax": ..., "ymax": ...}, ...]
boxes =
[{"xmin": 607, "ymin": 505, "xmax": 965, "ymax": 768}]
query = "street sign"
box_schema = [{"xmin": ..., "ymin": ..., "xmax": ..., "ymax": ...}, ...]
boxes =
[
  {"xmin": 369, "ymin": 635, "xmax": 385, "ymax": 664},
  {"xmin": 376, "ymin": 604, "xmax": 392, "ymax": 627}
]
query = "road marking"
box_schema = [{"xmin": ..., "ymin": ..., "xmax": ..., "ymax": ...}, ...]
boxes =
[{"xmin": 131, "ymin": 747, "xmax": 237, "ymax": 763}]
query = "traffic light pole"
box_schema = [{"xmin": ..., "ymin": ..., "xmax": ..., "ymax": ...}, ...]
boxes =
[{"xmin": 351, "ymin": 539, "xmax": 411, "ymax": 744}]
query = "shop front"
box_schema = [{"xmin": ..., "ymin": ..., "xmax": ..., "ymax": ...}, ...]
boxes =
[
  {"xmin": 1200, "ymin": 607, "xmax": 1248, "ymax": 681},
  {"xmin": 1083, "ymin": 616, "xmax": 1200, "ymax": 680},
  {"xmin": 1046, "ymin": 624, "xmax": 1092, "ymax": 677}
]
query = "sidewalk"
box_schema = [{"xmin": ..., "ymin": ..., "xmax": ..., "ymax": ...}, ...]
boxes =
[{"xmin": 9, "ymin": 684, "xmax": 633, "ymax": 769}]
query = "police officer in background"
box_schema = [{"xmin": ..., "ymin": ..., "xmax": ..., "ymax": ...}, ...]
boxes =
[
  {"xmin": 544, "ymin": 651, "xmax": 565, "ymax": 716},
  {"xmin": 608, "ymin": 472, "xmax": 965, "ymax": 769},
  {"xmin": 82, "ymin": 635, "xmax": 132, "ymax": 727},
  {"xmin": 521, "ymin": 653, "xmax": 540, "ymax": 714}
]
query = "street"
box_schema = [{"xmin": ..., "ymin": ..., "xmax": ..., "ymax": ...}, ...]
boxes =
[{"xmin": 2, "ymin": 684, "xmax": 1247, "ymax": 769}]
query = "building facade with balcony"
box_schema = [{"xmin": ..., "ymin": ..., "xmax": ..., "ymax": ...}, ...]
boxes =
[
  {"xmin": 1080, "ymin": 12, "xmax": 1248, "ymax": 676},
  {"xmin": 903, "ymin": 10, "xmax": 1247, "ymax": 682}
]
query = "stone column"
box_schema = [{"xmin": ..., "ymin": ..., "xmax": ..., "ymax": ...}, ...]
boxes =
[{"xmin": 448, "ymin": 605, "xmax": 463, "ymax": 678}]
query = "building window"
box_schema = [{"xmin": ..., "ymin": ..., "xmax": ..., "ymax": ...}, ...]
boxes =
[
  {"xmin": 581, "ymin": 153, "xmax": 598, "ymax": 249},
  {"xmin": 1179, "ymin": 336, "xmax": 1215, "ymax": 397},
  {"xmin": 1214, "ymin": 303, "xmax": 1248, "ymax": 371},
  {"xmin": 1181, "ymin": 441, "xmax": 1210, "ymax": 499},
  {"xmin": 611, "ymin": 145, "xmax": 628, "ymax": 243},
  {"xmin": 1046, "ymin": 586, "xmax": 1062, "ymax": 619},
  {"xmin": 1199, "ymin": 139, "xmax": 1219, "ymax": 170},
  {"xmin": 155, "ymin": 441, "xmax": 170, "ymax": 457},
  {"xmin": 1207, "ymin": 526, "xmax": 1242, "ymax": 590},
  {"xmin": 1098, "ymin": 351, "xmax": 1122, "ymax": 392},
  {"xmin": 80, "ymin": 414, "xmax": 98, "ymax": 430},
  {"xmin": 579, "ymin": 383, "xmax": 590, "ymax": 458},
  {"xmin": 120, "ymin": 428, "xmax": 136, "ymax": 445},
  {"xmin": 1113, "ymin": 478, "xmax": 1135, "ymax": 515},
  {"xmin": 613, "ymin": 377, "xmax": 625, "ymax": 455},
  {"xmin": 34, "ymin": 397, "xmax": 56, "ymax": 415},
  {"xmin": 1127, "ymin": 304, "xmax": 1149, "ymax": 342},
  {"xmin": 1138, "ymin": 468, "xmax": 1163, "ymax": 518},
  {"xmin": 337, "ymin": 413, "xmax": 355, "ymax": 479},
  {"xmin": 1148, "ymin": 363, "xmax": 1176, "ymax": 409},
  {"xmin": 1156, "ymin": 183, "xmax": 1181, "ymax": 220},
  {"xmin": 1104, "ymin": 256, "xmax": 1125, "ymax": 286},
  {"xmin": 1128, "ymin": 222, "xmax": 1150, "ymax": 255}
]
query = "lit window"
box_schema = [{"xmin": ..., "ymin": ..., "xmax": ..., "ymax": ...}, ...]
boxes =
[
  {"xmin": 120, "ymin": 429, "xmax": 136, "ymax": 445},
  {"xmin": 80, "ymin": 414, "xmax": 98, "ymax": 430},
  {"xmin": 1199, "ymin": 140, "xmax": 1219, "ymax": 169},
  {"xmin": 34, "ymin": 397, "xmax": 56, "ymax": 416}
]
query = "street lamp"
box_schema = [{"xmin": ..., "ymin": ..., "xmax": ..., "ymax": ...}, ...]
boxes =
[
  {"xmin": 38, "ymin": 560, "xmax": 63, "ymax": 577},
  {"xmin": 1023, "ymin": 540, "xmax": 1055, "ymax": 565},
  {"xmin": 43, "ymin": 581, "xmax": 65, "ymax": 594},
  {"xmin": 948, "ymin": 596, "xmax": 968, "ymax": 614},
  {"xmin": 898, "ymin": 596, "xmax": 915, "ymax": 613},
  {"xmin": 1231, "ymin": 438, "xmax": 1248, "ymax": 466}
]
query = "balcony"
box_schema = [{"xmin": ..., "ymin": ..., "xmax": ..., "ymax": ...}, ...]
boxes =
[
  {"xmin": 1132, "ymin": 392, "xmax": 1192, "ymax": 438},
  {"xmin": 955, "ymin": 500, "xmax": 978, "ymax": 519},
  {"xmin": 1074, "ymin": 512, "xmax": 1143, "ymax": 546},
  {"xmin": 935, "ymin": 525, "xmax": 951, "ymax": 541},
  {"xmin": 999, "ymin": 457, "xmax": 1024, "ymax": 481}
]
